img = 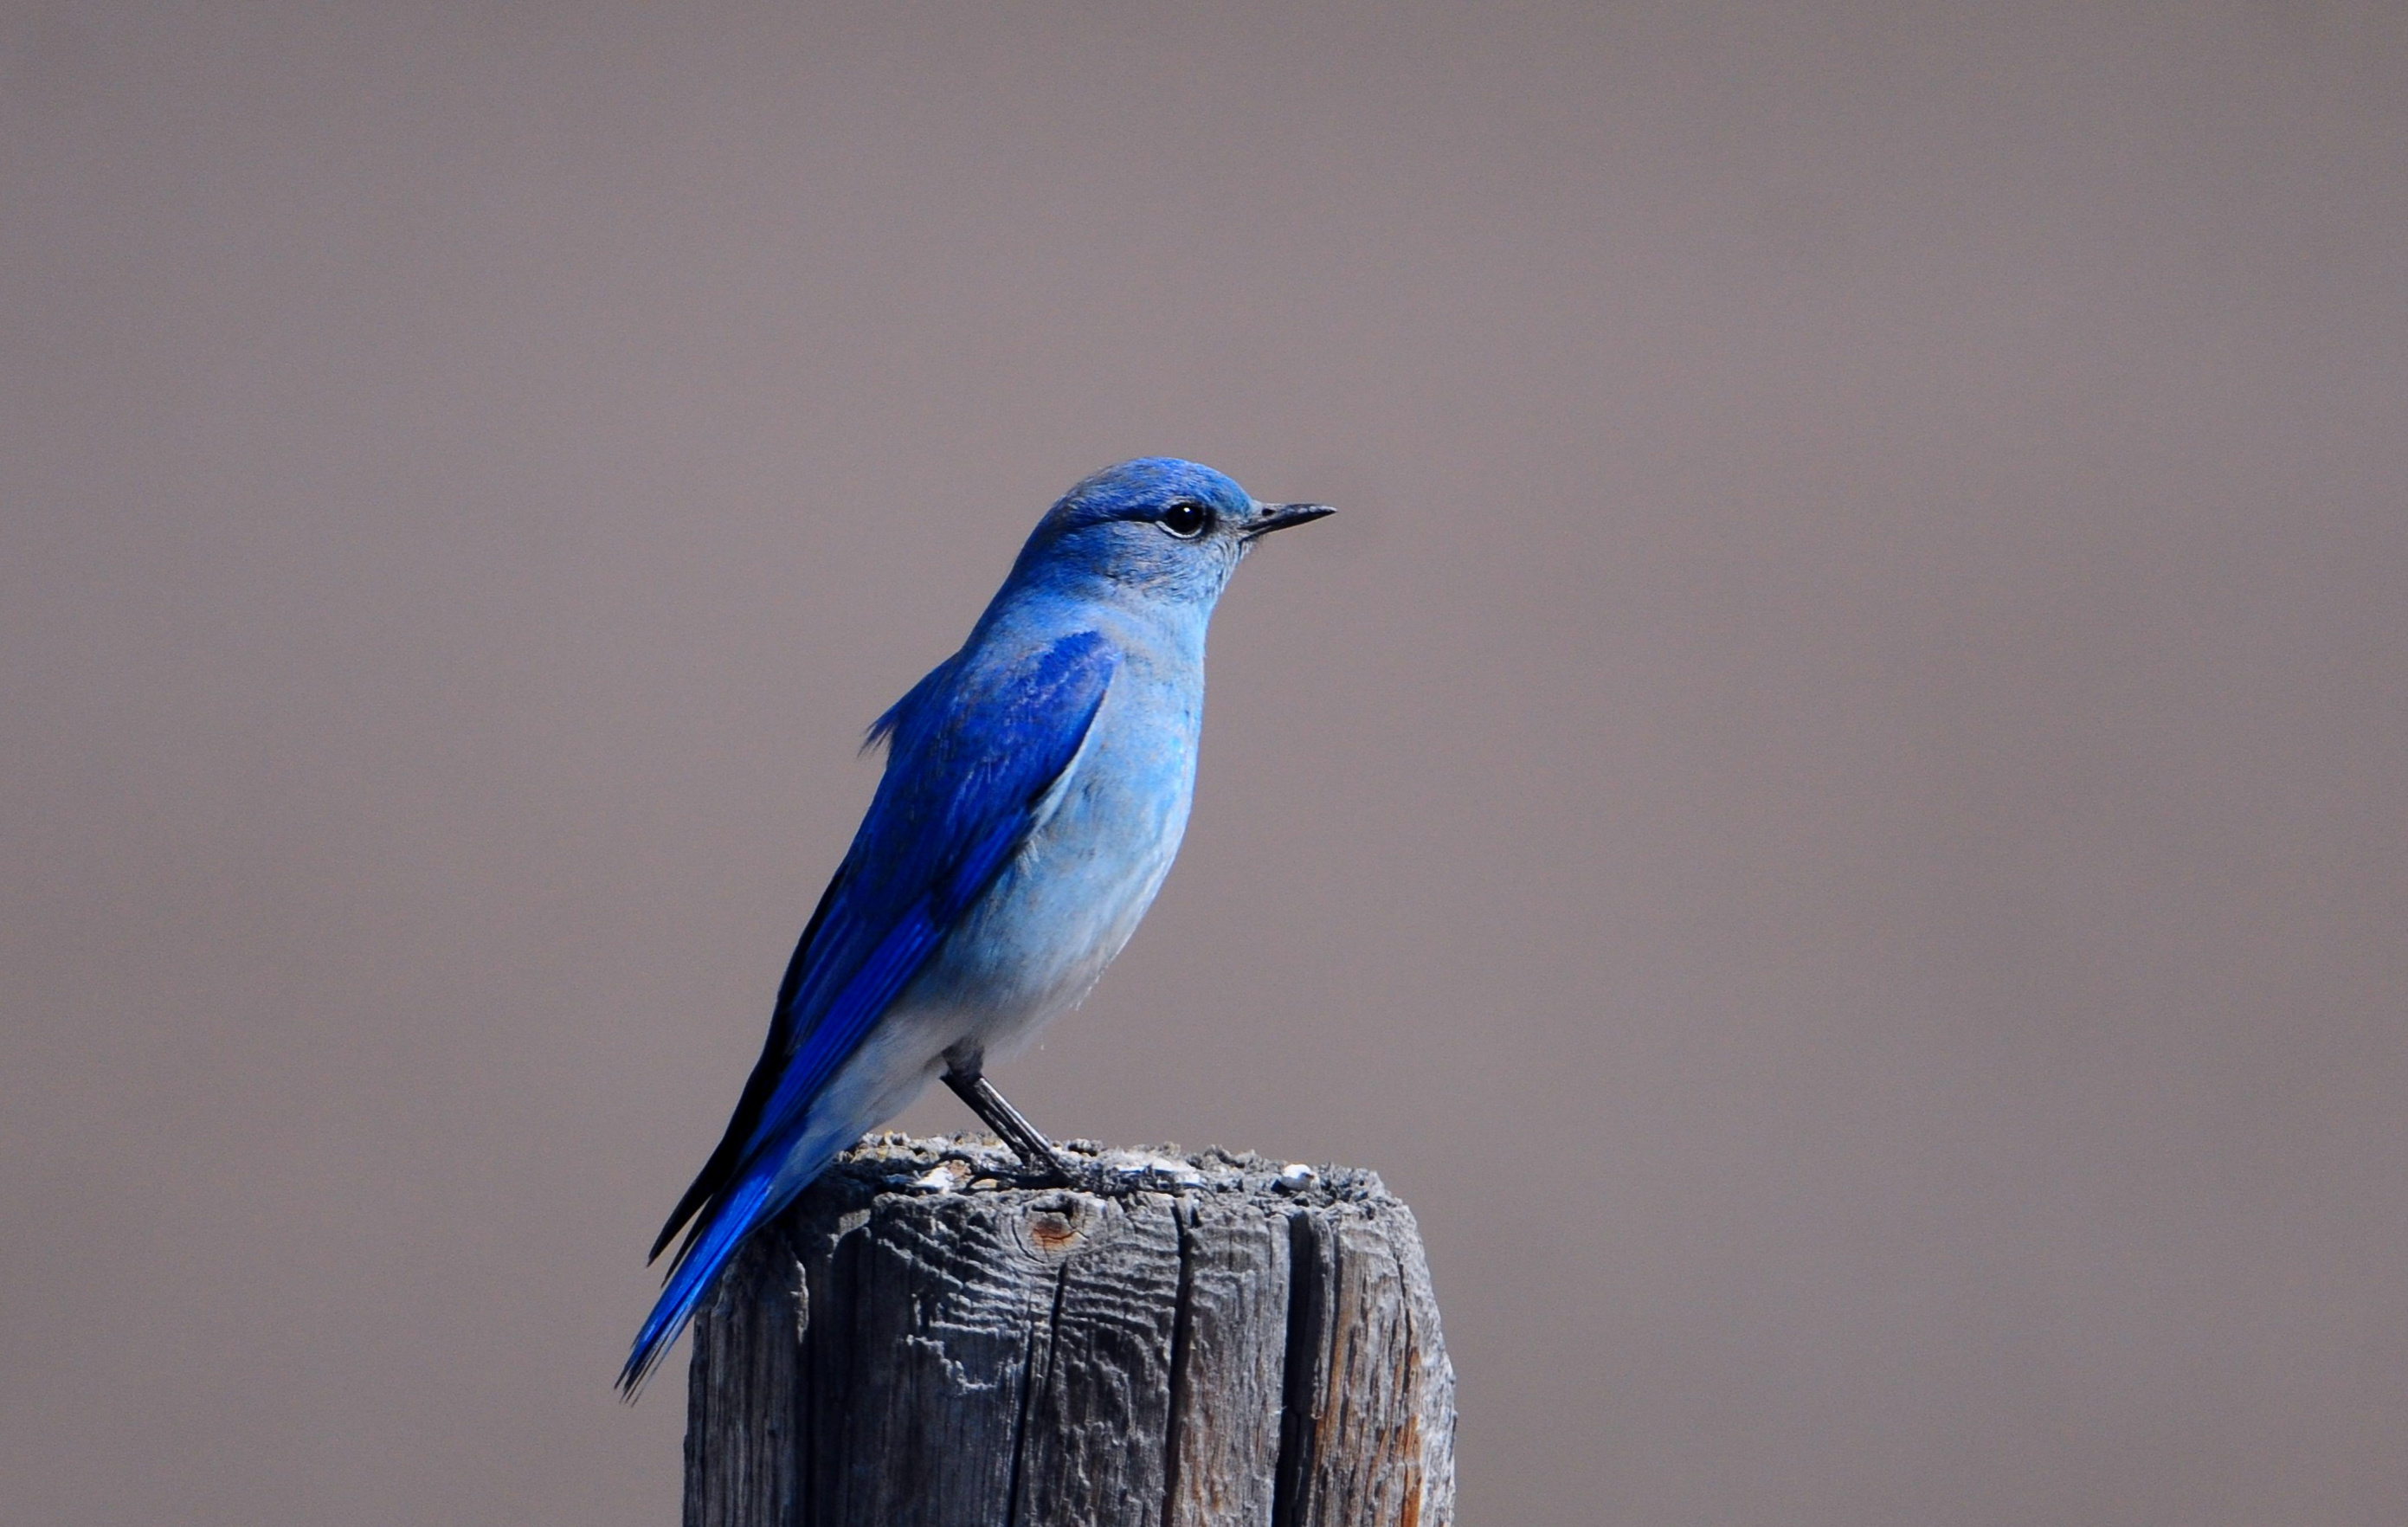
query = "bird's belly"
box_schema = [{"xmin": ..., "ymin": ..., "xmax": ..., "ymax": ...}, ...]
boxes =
[{"xmin": 901, "ymin": 753, "xmax": 1191, "ymax": 1062}]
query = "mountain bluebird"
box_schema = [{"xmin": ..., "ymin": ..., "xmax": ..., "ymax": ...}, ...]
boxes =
[{"xmin": 621, "ymin": 458, "xmax": 1332, "ymax": 1394}]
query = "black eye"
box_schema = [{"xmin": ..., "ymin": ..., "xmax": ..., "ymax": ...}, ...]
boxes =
[{"xmin": 1158, "ymin": 502, "xmax": 1210, "ymax": 539}]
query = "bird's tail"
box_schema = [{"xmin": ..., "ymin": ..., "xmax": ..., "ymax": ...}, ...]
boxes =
[{"xmin": 616, "ymin": 1170, "xmax": 783, "ymax": 1399}]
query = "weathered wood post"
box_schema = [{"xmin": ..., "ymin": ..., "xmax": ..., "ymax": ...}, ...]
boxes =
[{"xmin": 683, "ymin": 1135, "xmax": 1456, "ymax": 1527}]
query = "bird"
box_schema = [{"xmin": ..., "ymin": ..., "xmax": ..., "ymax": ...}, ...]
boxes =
[{"xmin": 620, "ymin": 458, "xmax": 1332, "ymax": 1395}]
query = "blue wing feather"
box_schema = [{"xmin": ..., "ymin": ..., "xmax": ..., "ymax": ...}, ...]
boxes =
[{"xmin": 619, "ymin": 629, "xmax": 1119, "ymax": 1395}]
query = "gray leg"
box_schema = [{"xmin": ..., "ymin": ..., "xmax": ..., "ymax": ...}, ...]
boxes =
[{"xmin": 942, "ymin": 1068, "xmax": 1077, "ymax": 1183}]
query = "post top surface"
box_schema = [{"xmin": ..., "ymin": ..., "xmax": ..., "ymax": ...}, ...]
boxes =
[{"xmin": 807, "ymin": 1131, "xmax": 1394, "ymax": 1211}]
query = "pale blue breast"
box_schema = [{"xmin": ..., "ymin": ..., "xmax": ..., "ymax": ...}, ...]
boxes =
[{"xmin": 904, "ymin": 615, "xmax": 1205, "ymax": 1059}]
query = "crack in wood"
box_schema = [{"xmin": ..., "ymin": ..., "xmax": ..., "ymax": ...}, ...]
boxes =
[{"xmin": 1158, "ymin": 1202, "xmax": 1199, "ymax": 1527}]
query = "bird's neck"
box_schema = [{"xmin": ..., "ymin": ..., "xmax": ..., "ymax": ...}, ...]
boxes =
[{"xmin": 978, "ymin": 577, "xmax": 1211, "ymax": 672}]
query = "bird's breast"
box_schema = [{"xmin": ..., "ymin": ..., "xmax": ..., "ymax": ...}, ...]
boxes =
[{"xmin": 905, "ymin": 673, "xmax": 1199, "ymax": 1050}]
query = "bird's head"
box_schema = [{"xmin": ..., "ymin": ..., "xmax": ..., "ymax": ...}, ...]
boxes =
[{"xmin": 1006, "ymin": 458, "xmax": 1333, "ymax": 609}]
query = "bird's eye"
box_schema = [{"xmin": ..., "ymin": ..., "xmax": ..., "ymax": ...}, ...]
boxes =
[{"xmin": 1158, "ymin": 502, "xmax": 1210, "ymax": 539}]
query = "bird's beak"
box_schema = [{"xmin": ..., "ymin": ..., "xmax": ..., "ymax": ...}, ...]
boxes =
[{"xmin": 1239, "ymin": 501, "xmax": 1336, "ymax": 540}]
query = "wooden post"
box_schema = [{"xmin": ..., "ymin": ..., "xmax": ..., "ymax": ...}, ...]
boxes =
[{"xmin": 683, "ymin": 1135, "xmax": 1456, "ymax": 1527}]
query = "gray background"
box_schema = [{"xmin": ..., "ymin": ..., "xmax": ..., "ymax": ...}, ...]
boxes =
[{"xmin": 5, "ymin": 3, "xmax": 2405, "ymax": 1524}]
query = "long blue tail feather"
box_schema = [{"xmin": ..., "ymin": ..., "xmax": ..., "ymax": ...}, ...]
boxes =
[{"xmin": 617, "ymin": 1168, "xmax": 786, "ymax": 1398}]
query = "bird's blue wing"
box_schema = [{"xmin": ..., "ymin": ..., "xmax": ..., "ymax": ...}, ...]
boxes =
[
  {"xmin": 736, "ymin": 633, "xmax": 1115, "ymax": 1156},
  {"xmin": 620, "ymin": 628, "xmax": 1118, "ymax": 1394}
]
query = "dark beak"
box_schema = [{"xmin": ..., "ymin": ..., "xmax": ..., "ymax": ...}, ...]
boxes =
[{"xmin": 1240, "ymin": 502, "xmax": 1336, "ymax": 540}]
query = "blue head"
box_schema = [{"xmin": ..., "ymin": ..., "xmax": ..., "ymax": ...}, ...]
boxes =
[{"xmin": 1003, "ymin": 458, "xmax": 1333, "ymax": 611}]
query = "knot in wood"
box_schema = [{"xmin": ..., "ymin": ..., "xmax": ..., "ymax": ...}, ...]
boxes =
[{"xmin": 1012, "ymin": 1191, "xmax": 1104, "ymax": 1263}]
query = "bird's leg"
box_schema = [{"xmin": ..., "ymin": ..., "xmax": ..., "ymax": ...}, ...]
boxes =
[{"xmin": 942, "ymin": 1067, "xmax": 1078, "ymax": 1184}]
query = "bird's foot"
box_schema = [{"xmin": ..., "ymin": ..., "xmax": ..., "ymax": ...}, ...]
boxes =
[
  {"xmin": 939, "ymin": 1073, "xmax": 1206, "ymax": 1195},
  {"xmin": 943, "ymin": 1070, "xmax": 1091, "ymax": 1186},
  {"xmin": 999, "ymin": 1131, "xmax": 1157, "ymax": 1195}
]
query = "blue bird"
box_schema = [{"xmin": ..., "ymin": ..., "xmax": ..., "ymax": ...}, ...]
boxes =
[{"xmin": 621, "ymin": 458, "xmax": 1332, "ymax": 1395}]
